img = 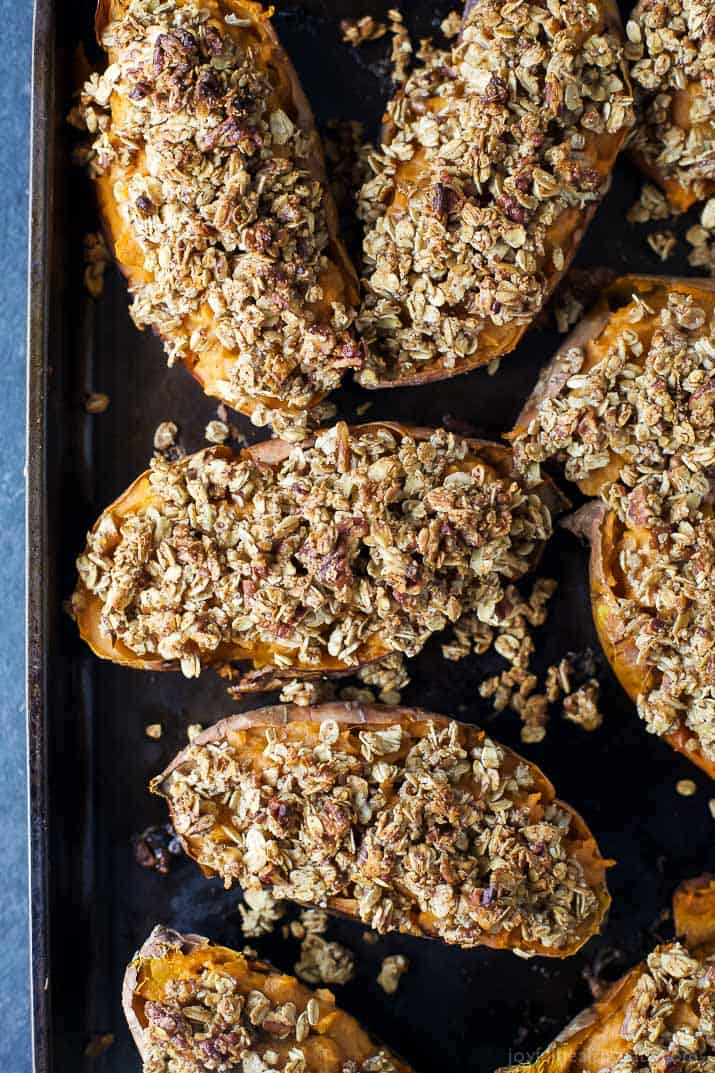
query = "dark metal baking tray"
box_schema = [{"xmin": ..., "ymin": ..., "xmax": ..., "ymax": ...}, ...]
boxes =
[{"xmin": 28, "ymin": 1, "xmax": 715, "ymax": 1070}]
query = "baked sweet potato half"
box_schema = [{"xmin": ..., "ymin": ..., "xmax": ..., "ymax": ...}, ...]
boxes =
[
  {"xmin": 356, "ymin": 0, "xmax": 633, "ymax": 389},
  {"xmin": 567, "ymin": 500, "xmax": 714, "ymax": 779},
  {"xmin": 510, "ymin": 275, "xmax": 715, "ymax": 505},
  {"xmin": 123, "ymin": 925, "xmax": 414, "ymax": 1073},
  {"xmin": 499, "ymin": 875, "xmax": 715, "ymax": 1073},
  {"xmin": 73, "ymin": 0, "xmax": 359, "ymax": 434},
  {"xmin": 626, "ymin": 0, "xmax": 715, "ymax": 212},
  {"xmin": 70, "ymin": 421, "xmax": 563, "ymax": 681},
  {"xmin": 153, "ymin": 702, "xmax": 611, "ymax": 957}
]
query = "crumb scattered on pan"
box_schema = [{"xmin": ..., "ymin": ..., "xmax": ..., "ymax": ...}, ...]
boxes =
[
  {"xmin": 709, "ymin": 799, "xmax": 715, "ymax": 820},
  {"xmin": 646, "ymin": 230, "xmax": 677, "ymax": 262},
  {"xmin": 84, "ymin": 1033, "xmax": 114, "ymax": 1059},
  {"xmin": 627, "ymin": 182, "xmax": 674, "ymax": 224},
  {"xmin": 153, "ymin": 421, "xmax": 177, "ymax": 452},
  {"xmin": 187, "ymin": 723, "xmax": 203, "ymax": 743},
  {"xmin": 676, "ymin": 779, "xmax": 697, "ymax": 798},
  {"xmin": 84, "ymin": 391, "xmax": 110, "ymax": 414},
  {"xmin": 340, "ymin": 15, "xmax": 387, "ymax": 46},
  {"xmin": 387, "ymin": 9, "xmax": 412, "ymax": 84},
  {"xmin": 239, "ymin": 888, "xmax": 287, "ymax": 939},
  {"xmin": 133, "ymin": 822, "xmax": 182, "ymax": 874},
  {"xmin": 204, "ymin": 419, "xmax": 229, "ymax": 445},
  {"xmin": 144, "ymin": 722, "xmax": 162, "ymax": 739},
  {"xmin": 355, "ymin": 653, "xmax": 409, "ymax": 706},
  {"xmin": 440, "ymin": 11, "xmax": 461, "ymax": 38},
  {"xmin": 562, "ymin": 680, "xmax": 603, "ymax": 733},
  {"xmin": 356, "ymin": 401, "xmax": 372, "ymax": 416},
  {"xmin": 279, "ymin": 678, "xmax": 336, "ymax": 707},
  {"xmin": 288, "ymin": 909, "xmax": 330, "ymax": 942},
  {"xmin": 83, "ymin": 231, "xmax": 109, "ymax": 298},
  {"xmin": 377, "ymin": 954, "xmax": 409, "ymax": 994},
  {"xmin": 686, "ymin": 198, "xmax": 715, "ymax": 273},
  {"xmin": 362, "ymin": 930, "xmax": 379, "ymax": 945},
  {"xmin": 295, "ymin": 934, "xmax": 355, "ymax": 987}
]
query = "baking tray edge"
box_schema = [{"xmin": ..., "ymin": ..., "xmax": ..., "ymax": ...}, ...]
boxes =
[{"xmin": 27, "ymin": 0, "xmax": 54, "ymax": 1070}]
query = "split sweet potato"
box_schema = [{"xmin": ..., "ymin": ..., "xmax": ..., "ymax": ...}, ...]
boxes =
[
  {"xmin": 510, "ymin": 274, "xmax": 715, "ymax": 498},
  {"xmin": 626, "ymin": 0, "xmax": 715, "ymax": 213},
  {"xmin": 499, "ymin": 875, "xmax": 715, "ymax": 1073},
  {"xmin": 70, "ymin": 421, "xmax": 564, "ymax": 681},
  {"xmin": 153, "ymin": 702, "xmax": 611, "ymax": 957},
  {"xmin": 566, "ymin": 500, "xmax": 715, "ymax": 780},
  {"xmin": 123, "ymin": 925, "xmax": 415, "ymax": 1073},
  {"xmin": 356, "ymin": 0, "xmax": 632, "ymax": 389},
  {"xmin": 80, "ymin": 0, "xmax": 359, "ymax": 427}
]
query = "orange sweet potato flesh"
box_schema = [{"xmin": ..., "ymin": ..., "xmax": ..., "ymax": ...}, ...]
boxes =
[
  {"xmin": 566, "ymin": 501, "xmax": 715, "ymax": 780},
  {"xmin": 123, "ymin": 925, "xmax": 415, "ymax": 1073},
  {"xmin": 153, "ymin": 702, "xmax": 612, "ymax": 957},
  {"xmin": 498, "ymin": 875, "xmax": 715, "ymax": 1073},
  {"xmin": 92, "ymin": 0, "xmax": 358, "ymax": 420},
  {"xmin": 510, "ymin": 274, "xmax": 715, "ymax": 498},
  {"xmin": 359, "ymin": 0, "xmax": 630, "ymax": 389},
  {"xmin": 72, "ymin": 421, "xmax": 566, "ymax": 677}
]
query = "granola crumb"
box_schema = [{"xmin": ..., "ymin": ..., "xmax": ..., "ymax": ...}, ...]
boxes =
[
  {"xmin": 84, "ymin": 391, "xmax": 110, "ymax": 415},
  {"xmin": 562, "ymin": 680, "xmax": 603, "ymax": 732},
  {"xmin": 153, "ymin": 421, "xmax": 177, "ymax": 452},
  {"xmin": 204, "ymin": 419, "xmax": 229, "ymax": 445},
  {"xmin": 186, "ymin": 723, "xmax": 203, "ymax": 743},
  {"xmin": 387, "ymin": 9, "xmax": 412, "ymax": 84},
  {"xmin": 340, "ymin": 15, "xmax": 387, "ymax": 46},
  {"xmin": 440, "ymin": 11, "xmax": 461, "ymax": 38},
  {"xmin": 356, "ymin": 402, "xmax": 373, "ymax": 416},
  {"xmin": 362, "ymin": 931, "xmax": 379, "ymax": 945},
  {"xmin": 626, "ymin": 182, "xmax": 673, "ymax": 224},
  {"xmin": 239, "ymin": 888, "xmax": 287, "ymax": 939},
  {"xmin": 709, "ymin": 799, "xmax": 715, "ymax": 820},
  {"xmin": 377, "ymin": 955, "xmax": 409, "ymax": 995},
  {"xmin": 279, "ymin": 678, "xmax": 336, "ymax": 707},
  {"xmin": 686, "ymin": 199, "xmax": 715, "ymax": 273},
  {"xmin": 83, "ymin": 231, "xmax": 109, "ymax": 298},
  {"xmin": 676, "ymin": 779, "xmax": 697, "ymax": 798},
  {"xmin": 646, "ymin": 230, "xmax": 677, "ymax": 262},
  {"xmin": 144, "ymin": 723, "xmax": 162, "ymax": 740},
  {"xmin": 294, "ymin": 934, "xmax": 355, "ymax": 987},
  {"xmin": 354, "ymin": 653, "xmax": 409, "ymax": 706}
]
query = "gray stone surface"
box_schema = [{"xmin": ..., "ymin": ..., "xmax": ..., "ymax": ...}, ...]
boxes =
[{"xmin": 0, "ymin": 0, "xmax": 33, "ymax": 1069}]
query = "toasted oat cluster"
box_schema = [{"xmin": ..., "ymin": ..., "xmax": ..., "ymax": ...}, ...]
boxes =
[
  {"xmin": 164, "ymin": 719, "xmax": 601, "ymax": 951},
  {"xmin": 73, "ymin": 425, "xmax": 551, "ymax": 677},
  {"xmin": 626, "ymin": 0, "xmax": 715, "ymax": 205},
  {"xmin": 140, "ymin": 959, "xmax": 397, "ymax": 1073},
  {"xmin": 513, "ymin": 290, "xmax": 715, "ymax": 526},
  {"xmin": 617, "ymin": 511, "xmax": 714, "ymax": 763},
  {"xmin": 71, "ymin": 0, "xmax": 358, "ymax": 434},
  {"xmin": 607, "ymin": 944, "xmax": 715, "ymax": 1073},
  {"xmin": 356, "ymin": 0, "xmax": 633, "ymax": 384}
]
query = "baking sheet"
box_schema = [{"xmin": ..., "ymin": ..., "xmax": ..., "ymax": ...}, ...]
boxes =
[{"xmin": 28, "ymin": 1, "xmax": 715, "ymax": 1070}]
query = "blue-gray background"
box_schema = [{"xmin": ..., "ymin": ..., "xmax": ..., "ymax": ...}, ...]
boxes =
[{"xmin": 1, "ymin": 0, "xmax": 32, "ymax": 1068}]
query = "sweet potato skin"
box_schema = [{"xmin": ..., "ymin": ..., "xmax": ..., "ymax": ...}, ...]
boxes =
[
  {"xmin": 71, "ymin": 422, "xmax": 566, "ymax": 677},
  {"xmin": 498, "ymin": 876, "xmax": 715, "ymax": 1073},
  {"xmin": 358, "ymin": 0, "xmax": 630, "ymax": 390},
  {"xmin": 153, "ymin": 701, "xmax": 612, "ymax": 958},
  {"xmin": 91, "ymin": 0, "xmax": 358, "ymax": 419},
  {"xmin": 567, "ymin": 501, "xmax": 715, "ymax": 780},
  {"xmin": 123, "ymin": 925, "xmax": 416, "ymax": 1073}
]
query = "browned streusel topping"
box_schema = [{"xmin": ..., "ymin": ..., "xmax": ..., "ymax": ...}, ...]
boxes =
[
  {"xmin": 605, "ymin": 944, "xmax": 715, "ymax": 1073},
  {"xmin": 356, "ymin": 0, "xmax": 633, "ymax": 384},
  {"xmin": 73, "ymin": 425, "xmax": 552, "ymax": 677},
  {"xmin": 617, "ymin": 513, "xmax": 714, "ymax": 762},
  {"xmin": 141, "ymin": 961, "xmax": 397, "ymax": 1073},
  {"xmin": 626, "ymin": 0, "xmax": 715, "ymax": 203},
  {"xmin": 513, "ymin": 290, "xmax": 715, "ymax": 526},
  {"xmin": 163, "ymin": 719, "xmax": 601, "ymax": 950},
  {"xmin": 71, "ymin": 0, "xmax": 359, "ymax": 436}
]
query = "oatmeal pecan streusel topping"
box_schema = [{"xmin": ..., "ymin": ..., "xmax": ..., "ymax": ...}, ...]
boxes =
[
  {"xmin": 160, "ymin": 718, "xmax": 604, "ymax": 951},
  {"xmin": 356, "ymin": 0, "xmax": 633, "ymax": 385},
  {"xmin": 71, "ymin": 0, "xmax": 359, "ymax": 435},
  {"xmin": 604, "ymin": 944, "xmax": 715, "ymax": 1073},
  {"xmin": 513, "ymin": 288, "xmax": 715, "ymax": 526},
  {"xmin": 72, "ymin": 424, "xmax": 552, "ymax": 677},
  {"xmin": 626, "ymin": 0, "xmax": 715, "ymax": 208},
  {"xmin": 135, "ymin": 941, "xmax": 400, "ymax": 1073}
]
